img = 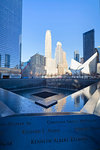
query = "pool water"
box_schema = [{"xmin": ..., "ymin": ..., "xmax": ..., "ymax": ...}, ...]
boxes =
[
  {"xmin": 0, "ymin": 82, "xmax": 99, "ymax": 117},
  {"xmin": 11, "ymin": 87, "xmax": 89, "ymax": 113}
]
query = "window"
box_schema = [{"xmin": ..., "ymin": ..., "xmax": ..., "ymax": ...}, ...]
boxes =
[{"xmin": 5, "ymin": 54, "xmax": 10, "ymax": 68}]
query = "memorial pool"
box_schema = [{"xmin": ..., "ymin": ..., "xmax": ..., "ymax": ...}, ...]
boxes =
[
  {"xmin": 11, "ymin": 87, "xmax": 86, "ymax": 112},
  {"xmin": 0, "ymin": 82, "xmax": 100, "ymax": 150},
  {"xmin": 10, "ymin": 88, "xmax": 87, "ymax": 112},
  {"xmin": 0, "ymin": 82, "xmax": 100, "ymax": 117}
]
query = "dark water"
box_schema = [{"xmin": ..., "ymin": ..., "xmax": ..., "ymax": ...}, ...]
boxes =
[
  {"xmin": 13, "ymin": 87, "xmax": 73, "ymax": 99},
  {"xmin": 11, "ymin": 86, "xmax": 90, "ymax": 113},
  {"xmin": 0, "ymin": 82, "xmax": 99, "ymax": 116}
]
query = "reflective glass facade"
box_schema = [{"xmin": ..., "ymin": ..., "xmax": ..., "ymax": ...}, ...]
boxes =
[
  {"xmin": 5, "ymin": 54, "xmax": 10, "ymax": 68},
  {"xmin": 74, "ymin": 50, "xmax": 79, "ymax": 62},
  {"xmin": 83, "ymin": 29, "xmax": 95, "ymax": 62},
  {"xmin": 97, "ymin": 47, "xmax": 100, "ymax": 62},
  {"xmin": 0, "ymin": 0, "xmax": 22, "ymax": 69}
]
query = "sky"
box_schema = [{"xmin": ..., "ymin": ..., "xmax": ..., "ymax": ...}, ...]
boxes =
[{"xmin": 22, "ymin": 0, "xmax": 100, "ymax": 66}]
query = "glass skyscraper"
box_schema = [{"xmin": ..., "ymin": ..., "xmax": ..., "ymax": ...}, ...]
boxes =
[
  {"xmin": 83, "ymin": 29, "xmax": 95, "ymax": 62},
  {"xmin": 97, "ymin": 46, "xmax": 100, "ymax": 62},
  {"xmin": 74, "ymin": 50, "xmax": 79, "ymax": 62},
  {"xmin": 0, "ymin": 0, "xmax": 22, "ymax": 69}
]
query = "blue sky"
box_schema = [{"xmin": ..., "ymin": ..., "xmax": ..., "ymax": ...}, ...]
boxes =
[{"xmin": 22, "ymin": 0, "xmax": 100, "ymax": 66}]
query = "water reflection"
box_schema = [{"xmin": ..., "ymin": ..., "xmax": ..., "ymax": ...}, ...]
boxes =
[
  {"xmin": 55, "ymin": 97, "xmax": 66, "ymax": 112},
  {"xmin": 74, "ymin": 96, "xmax": 80, "ymax": 107},
  {"xmin": 43, "ymin": 107, "xmax": 52, "ymax": 113},
  {"xmin": 71, "ymin": 83, "xmax": 98, "ymax": 110},
  {"xmin": 0, "ymin": 82, "xmax": 100, "ymax": 117},
  {"xmin": 81, "ymin": 95, "xmax": 88, "ymax": 105},
  {"xmin": 94, "ymin": 99, "xmax": 100, "ymax": 116},
  {"xmin": 81, "ymin": 82, "xmax": 100, "ymax": 116}
]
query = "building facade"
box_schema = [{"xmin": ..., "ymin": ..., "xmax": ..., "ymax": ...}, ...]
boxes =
[
  {"xmin": 0, "ymin": 0, "xmax": 22, "ymax": 78},
  {"xmin": 74, "ymin": 50, "xmax": 79, "ymax": 62},
  {"xmin": 97, "ymin": 63, "xmax": 100, "ymax": 74},
  {"xmin": 30, "ymin": 54, "xmax": 46, "ymax": 76},
  {"xmin": 83, "ymin": 29, "xmax": 95, "ymax": 62},
  {"xmin": 22, "ymin": 54, "xmax": 46, "ymax": 78},
  {"xmin": 80, "ymin": 57, "xmax": 84, "ymax": 64},
  {"xmin": 62, "ymin": 51, "xmax": 68, "ymax": 73},
  {"xmin": 55, "ymin": 42, "xmax": 63, "ymax": 65},
  {"xmin": 45, "ymin": 30, "xmax": 57, "ymax": 75},
  {"xmin": 97, "ymin": 46, "xmax": 100, "ymax": 62},
  {"xmin": 45, "ymin": 30, "xmax": 52, "ymax": 59},
  {"xmin": 97, "ymin": 46, "xmax": 100, "ymax": 74},
  {"xmin": 55, "ymin": 42, "xmax": 68, "ymax": 75}
]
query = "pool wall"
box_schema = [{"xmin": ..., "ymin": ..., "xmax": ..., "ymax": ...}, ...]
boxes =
[
  {"xmin": 0, "ymin": 78, "xmax": 46, "ymax": 90},
  {"xmin": 46, "ymin": 78, "xmax": 100, "ymax": 90},
  {"xmin": 0, "ymin": 78, "xmax": 99, "ymax": 91}
]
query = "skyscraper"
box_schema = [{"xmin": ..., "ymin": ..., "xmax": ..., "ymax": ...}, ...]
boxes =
[
  {"xmin": 97, "ymin": 46, "xmax": 100, "ymax": 62},
  {"xmin": 45, "ymin": 30, "xmax": 52, "ymax": 58},
  {"xmin": 0, "ymin": 0, "xmax": 22, "ymax": 78},
  {"xmin": 74, "ymin": 50, "xmax": 79, "ymax": 62},
  {"xmin": 97, "ymin": 46, "xmax": 100, "ymax": 74},
  {"xmin": 55, "ymin": 42, "xmax": 68, "ymax": 75},
  {"xmin": 55, "ymin": 42, "xmax": 63, "ymax": 65},
  {"xmin": 83, "ymin": 29, "xmax": 95, "ymax": 62},
  {"xmin": 45, "ymin": 30, "xmax": 57, "ymax": 75}
]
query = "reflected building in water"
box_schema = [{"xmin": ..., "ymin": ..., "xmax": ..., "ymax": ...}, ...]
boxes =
[
  {"xmin": 55, "ymin": 97, "xmax": 66, "ymax": 112},
  {"xmin": 74, "ymin": 96, "xmax": 80, "ymax": 107},
  {"xmin": 71, "ymin": 83, "xmax": 97, "ymax": 107}
]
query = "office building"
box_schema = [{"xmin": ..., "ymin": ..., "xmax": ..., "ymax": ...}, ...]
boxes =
[
  {"xmin": 55, "ymin": 42, "xmax": 63, "ymax": 65},
  {"xmin": 83, "ymin": 29, "xmax": 95, "ymax": 62},
  {"xmin": 97, "ymin": 46, "xmax": 100, "ymax": 62},
  {"xmin": 74, "ymin": 50, "xmax": 79, "ymax": 62},
  {"xmin": 0, "ymin": 0, "xmax": 22, "ymax": 78},
  {"xmin": 45, "ymin": 30, "xmax": 57, "ymax": 75},
  {"xmin": 30, "ymin": 53, "xmax": 46, "ymax": 76},
  {"xmin": 80, "ymin": 57, "xmax": 84, "ymax": 64},
  {"xmin": 55, "ymin": 42, "xmax": 68, "ymax": 75},
  {"xmin": 96, "ymin": 46, "xmax": 100, "ymax": 74},
  {"xmin": 22, "ymin": 53, "xmax": 46, "ymax": 77},
  {"xmin": 45, "ymin": 30, "xmax": 52, "ymax": 58}
]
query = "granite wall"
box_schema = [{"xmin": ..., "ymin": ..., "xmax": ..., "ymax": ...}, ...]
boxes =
[
  {"xmin": 0, "ymin": 77, "xmax": 99, "ymax": 91},
  {"xmin": 0, "ymin": 78, "xmax": 46, "ymax": 90}
]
